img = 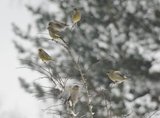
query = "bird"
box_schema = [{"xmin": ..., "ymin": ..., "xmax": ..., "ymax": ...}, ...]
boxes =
[
  {"xmin": 106, "ymin": 70, "xmax": 128, "ymax": 84},
  {"xmin": 38, "ymin": 48, "xmax": 54, "ymax": 62},
  {"xmin": 47, "ymin": 26, "xmax": 62, "ymax": 40},
  {"xmin": 71, "ymin": 8, "xmax": 81, "ymax": 28},
  {"xmin": 68, "ymin": 85, "xmax": 80, "ymax": 107},
  {"xmin": 48, "ymin": 20, "xmax": 69, "ymax": 32},
  {"xmin": 59, "ymin": 85, "xmax": 80, "ymax": 108}
]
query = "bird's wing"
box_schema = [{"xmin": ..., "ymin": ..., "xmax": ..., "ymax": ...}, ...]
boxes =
[
  {"xmin": 43, "ymin": 51, "xmax": 52, "ymax": 59},
  {"xmin": 114, "ymin": 71, "xmax": 127, "ymax": 79}
]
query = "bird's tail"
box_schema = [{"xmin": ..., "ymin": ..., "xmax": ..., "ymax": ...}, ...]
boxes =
[{"xmin": 71, "ymin": 23, "xmax": 78, "ymax": 30}]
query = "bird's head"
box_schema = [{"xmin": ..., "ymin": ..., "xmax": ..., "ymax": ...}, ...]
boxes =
[
  {"xmin": 106, "ymin": 70, "xmax": 117, "ymax": 78},
  {"xmin": 48, "ymin": 21, "xmax": 53, "ymax": 26},
  {"xmin": 38, "ymin": 48, "xmax": 43, "ymax": 52},
  {"xmin": 72, "ymin": 85, "xmax": 79, "ymax": 90},
  {"xmin": 106, "ymin": 70, "xmax": 113, "ymax": 75},
  {"xmin": 73, "ymin": 8, "xmax": 78, "ymax": 11}
]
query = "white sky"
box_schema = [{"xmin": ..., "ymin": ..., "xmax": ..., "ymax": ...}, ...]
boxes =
[{"xmin": 0, "ymin": 0, "xmax": 52, "ymax": 118}]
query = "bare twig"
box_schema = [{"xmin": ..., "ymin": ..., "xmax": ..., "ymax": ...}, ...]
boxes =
[
  {"xmin": 101, "ymin": 88, "xmax": 108, "ymax": 117},
  {"xmin": 18, "ymin": 59, "xmax": 57, "ymax": 86},
  {"xmin": 42, "ymin": 104, "xmax": 64, "ymax": 112},
  {"xmin": 59, "ymin": 39, "xmax": 94, "ymax": 118},
  {"xmin": 147, "ymin": 110, "xmax": 158, "ymax": 118}
]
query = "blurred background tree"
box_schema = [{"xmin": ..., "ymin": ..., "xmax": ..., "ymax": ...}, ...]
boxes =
[{"xmin": 12, "ymin": 0, "xmax": 160, "ymax": 117}]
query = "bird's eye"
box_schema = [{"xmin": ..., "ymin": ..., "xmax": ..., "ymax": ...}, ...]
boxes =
[
  {"xmin": 74, "ymin": 85, "xmax": 79, "ymax": 89},
  {"xmin": 48, "ymin": 22, "xmax": 52, "ymax": 25}
]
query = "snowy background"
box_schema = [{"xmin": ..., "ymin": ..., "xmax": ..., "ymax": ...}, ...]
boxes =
[{"xmin": 0, "ymin": 0, "xmax": 160, "ymax": 118}]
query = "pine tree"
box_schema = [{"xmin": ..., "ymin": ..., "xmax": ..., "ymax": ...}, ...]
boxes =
[{"xmin": 13, "ymin": 0, "xmax": 160, "ymax": 117}]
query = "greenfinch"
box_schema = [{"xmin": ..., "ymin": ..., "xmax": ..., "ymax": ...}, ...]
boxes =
[
  {"xmin": 106, "ymin": 70, "xmax": 128, "ymax": 84},
  {"xmin": 71, "ymin": 8, "xmax": 81, "ymax": 27},
  {"xmin": 38, "ymin": 48, "xmax": 54, "ymax": 62},
  {"xmin": 68, "ymin": 85, "xmax": 80, "ymax": 107},
  {"xmin": 59, "ymin": 85, "xmax": 80, "ymax": 107}
]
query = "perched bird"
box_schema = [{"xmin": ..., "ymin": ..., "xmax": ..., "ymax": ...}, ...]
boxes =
[
  {"xmin": 38, "ymin": 48, "xmax": 53, "ymax": 62},
  {"xmin": 71, "ymin": 8, "xmax": 81, "ymax": 27},
  {"xmin": 106, "ymin": 70, "xmax": 128, "ymax": 84},
  {"xmin": 47, "ymin": 26, "xmax": 62, "ymax": 40},
  {"xmin": 48, "ymin": 20, "xmax": 68, "ymax": 31},
  {"xmin": 68, "ymin": 85, "xmax": 80, "ymax": 107},
  {"xmin": 59, "ymin": 85, "xmax": 80, "ymax": 108}
]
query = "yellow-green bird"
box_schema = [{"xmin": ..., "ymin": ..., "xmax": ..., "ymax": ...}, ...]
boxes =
[
  {"xmin": 71, "ymin": 8, "xmax": 81, "ymax": 27},
  {"xmin": 68, "ymin": 85, "xmax": 80, "ymax": 107},
  {"xmin": 38, "ymin": 48, "xmax": 53, "ymax": 62},
  {"xmin": 47, "ymin": 26, "xmax": 62, "ymax": 40},
  {"xmin": 106, "ymin": 70, "xmax": 128, "ymax": 84},
  {"xmin": 59, "ymin": 85, "xmax": 80, "ymax": 108},
  {"xmin": 48, "ymin": 20, "xmax": 68, "ymax": 31}
]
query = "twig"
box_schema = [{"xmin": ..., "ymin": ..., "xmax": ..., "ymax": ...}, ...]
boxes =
[
  {"xmin": 147, "ymin": 110, "xmax": 158, "ymax": 118},
  {"xmin": 42, "ymin": 104, "xmax": 64, "ymax": 112},
  {"xmin": 17, "ymin": 59, "xmax": 57, "ymax": 86},
  {"xmin": 59, "ymin": 39, "xmax": 94, "ymax": 118},
  {"xmin": 79, "ymin": 114, "xmax": 87, "ymax": 118},
  {"xmin": 101, "ymin": 88, "xmax": 108, "ymax": 117}
]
